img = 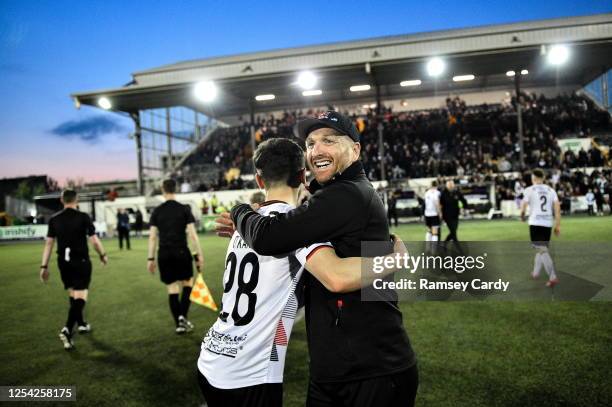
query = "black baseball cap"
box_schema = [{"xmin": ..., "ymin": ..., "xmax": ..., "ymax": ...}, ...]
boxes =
[{"xmin": 296, "ymin": 111, "xmax": 360, "ymax": 142}]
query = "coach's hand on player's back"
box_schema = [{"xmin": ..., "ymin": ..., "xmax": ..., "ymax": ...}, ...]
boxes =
[
  {"xmin": 215, "ymin": 212, "xmax": 235, "ymax": 238},
  {"xmin": 147, "ymin": 259, "xmax": 156, "ymax": 274}
]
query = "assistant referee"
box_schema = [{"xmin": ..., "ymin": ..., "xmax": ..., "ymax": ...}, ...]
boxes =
[
  {"xmin": 230, "ymin": 111, "xmax": 418, "ymax": 407},
  {"xmin": 147, "ymin": 179, "xmax": 204, "ymax": 334},
  {"xmin": 40, "ymin": 189, "xmax": 108, "ymax": 350}
]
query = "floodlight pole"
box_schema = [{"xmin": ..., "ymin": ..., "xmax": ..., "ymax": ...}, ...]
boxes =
[
  {"xmin": 514, "ymin": 72, "xmax": 525, "ymax": 170},
  {"xmin": 249, "ymin": 102, "xmax": 256, "ymax": 174},
  {"xmin": 166, "ymin": 108, "xmax": 173, "ymax": 171},
  {"xmin": 131, "ymin": 112, "xmax": 145, "ymax": 196},
  {"xmin": 375, "ymin": 84, "xmax": 386, "ymax": 182},
  {"xmin": 602, "ymin": 66, "xmax": 609, "ymax": 110}
]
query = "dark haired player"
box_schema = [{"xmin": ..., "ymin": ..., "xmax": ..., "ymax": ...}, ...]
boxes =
[
  {"xmin": 147, "ymin": 179, "xmax": 204, "ymax": 334},
  {"xmin": 199, "ymin": 138, "xmax": 406, "ymax": 407},
  {"xmin": 520, "ymin": 169, "xmax": 561, "ymax": 287},
  {"xmin": 39, "ymin": 189, "xmax": 108, "ymax": 350}
]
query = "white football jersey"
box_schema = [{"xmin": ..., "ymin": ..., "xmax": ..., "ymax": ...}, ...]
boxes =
[
  {"xmin": 197, "ymin": 202, "xmax": 330, "ymax": 389},
  {"xmin": 514, "ymin": 181, "xmax": 524, "ymax": 196},
  {"xmin": 424, "ymin": 188, "xmax": 441, "ymax": 217},
  {"xmin": 523, "ymin": 184, "xmax": 559, "ymax": 227},
  {"xmin": 585, "ymin": 192, "xmax": 595, "ymax": 205}
]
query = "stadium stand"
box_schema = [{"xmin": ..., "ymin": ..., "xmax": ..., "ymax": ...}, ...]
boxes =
[{"xmin": 173, "ymin": 92, "xmax": 610, "ymax": 192}]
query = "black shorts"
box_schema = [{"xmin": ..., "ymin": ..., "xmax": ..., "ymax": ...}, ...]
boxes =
[
  {"xmin": 425, "ymin": 216, "xmax": 440, "ymax": 228},
  {"xmin": 307, "ymin": 365, "xmax": 418, "ymax": 407},
  {"xmin": 197, "ymin": 369, "xmax": 282, "ymax": 407},
  {"xmin": 58, "ymin": 257, "xmax": 92, "ymax": 290},
  {"xmin": 158, "ymin": 247, "xmax": 193, "ymax": 285},
  {"xmin": 529, "ymin": 225, "xmax": 552, "ymax": 247}
]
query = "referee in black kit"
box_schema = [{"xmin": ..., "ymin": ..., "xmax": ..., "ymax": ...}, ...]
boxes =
[
  {"xmin": 39, "ymin": 189, "xmax": 108, "ymax": 350},
  {"xmin": 229, "ymin": 111, "xmax": 418, "ymax": 407},
  {"xmin": 147, "ymin": 179, "xmax": 204, "ymax": 334}
]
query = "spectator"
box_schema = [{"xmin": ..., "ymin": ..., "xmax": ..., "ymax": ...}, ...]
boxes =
[
  {"xmin": 586, "ymin": 189, "xmax": 595, "ymax": 215},
  {"xmin": 180, "ymin": 180, "xmax": 192, "ymax": 193},
  {"xmin": 116, "ymin": 208, "xmax": 131, "ymax": 250},
  {"xmin": 134, "ymin": 209, "xmax": 144, "ymax": 238}
]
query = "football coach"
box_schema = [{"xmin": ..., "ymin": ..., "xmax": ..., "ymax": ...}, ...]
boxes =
[{"xmin": 229, "ymin": 111, "xmax": 418, "ymax": 407}]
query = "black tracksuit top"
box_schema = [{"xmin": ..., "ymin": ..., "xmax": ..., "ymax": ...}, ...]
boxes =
[{"xmin": 231, "ymin": 161, "xmax": 416, "ymax": 383}]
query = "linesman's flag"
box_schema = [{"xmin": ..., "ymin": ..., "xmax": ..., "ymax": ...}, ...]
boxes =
[{"xmin": 190, "ymin": 273, "xmax": 218, "ymax": 312}]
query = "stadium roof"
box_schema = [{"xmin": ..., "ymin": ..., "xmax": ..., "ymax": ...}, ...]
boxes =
[{"xmin": 73, "ymin": 14, "xmax": 612, "ymax": 119}]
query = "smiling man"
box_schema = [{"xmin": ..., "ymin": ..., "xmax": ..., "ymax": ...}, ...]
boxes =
[{"xmin": 230, "ymin": 111, "xmax": 418, "ymax": 407}]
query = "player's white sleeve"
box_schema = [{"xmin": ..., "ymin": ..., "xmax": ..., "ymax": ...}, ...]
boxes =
[
  {"xmin": 294, "ymin": 242, "xmax": 333, "ymax": 267},
  {"xmin": 522, "ymin": 187, "xmax": 531, "ymax": 203},
  {"xmin": 552, "ymin": 188, "xmax": 559, "ymax": 203}
]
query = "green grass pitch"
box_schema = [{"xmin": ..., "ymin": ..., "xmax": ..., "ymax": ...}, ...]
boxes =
[{"xmin": 1, "ymin": 216, "xmax": 611, "ymax": 406}]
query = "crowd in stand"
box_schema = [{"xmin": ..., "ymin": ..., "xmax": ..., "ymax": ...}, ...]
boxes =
[
  {"xmin": 176, "ymin": 92, "xmax": 610, "ymax": 194},
  {"xmin": 360, "ymin": 93, "xmax": 609, "ymax": 181}
]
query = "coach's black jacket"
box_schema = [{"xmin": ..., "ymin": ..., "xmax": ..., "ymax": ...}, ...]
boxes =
[
  {"xmin": 231, "ymin": 161, "xmax": 416, "ymax": 383},
  {"xmin": 440, "ymin": 188, "xmax": 467, "ymax": 221}
]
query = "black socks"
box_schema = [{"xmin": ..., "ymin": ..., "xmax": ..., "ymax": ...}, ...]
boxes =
[
  {"xmin": 168, "ymin": 294, "xmax": 181, "ymax": 325},
  {"xmin": 65, "ymin": 297, "xmax": 76, "ymax": 332},
  {"xmin": 74, "ymin": 299, "xmax": 86, "ymax": 326},
  {"xmin": 65, "ymin": 297, "xmax": 87, "ymax": 331},
  {"xmin": 181, "ymin": 286, "xmax": 192, "ymax": 319}
]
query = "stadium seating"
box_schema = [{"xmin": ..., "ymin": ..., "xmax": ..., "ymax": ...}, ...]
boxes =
[{"xmin": 175, "ymin": 93, "xmax": 610, "ymax": 195}]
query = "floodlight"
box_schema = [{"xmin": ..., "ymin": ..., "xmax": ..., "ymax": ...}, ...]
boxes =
[
  {"xmin": 98, "ymin": 97, "xmax": 112, "ymax": 110},
  {"xmin": 194, "ymin": 81, "xmax": 217, "ymax": 102},
  {"xmin": 297, "ymin": 71, "xmax": 317, "ymax": 90},
  {"xmin": 255, "ymin": 94, "xmax": 275, "ymax": 101},
  {"xmin": 302, "ymin": 89, "xmax": 322, "ymax": 96},
  {"xmin": 400, "ymin": 80, "xmax": 421, "ymax": 87},
  {"xmin": 426, "ymin": 58, "xmax": 445, "ymax": 77},
  {"xmin": 452, "ymin": 74, "xmax": 475, "ymax": 82},
  {"xmin": 547, "ymin": 45, "xmax": 569, "ymax": 66},
  {"xmin": 350, "ymin": 84, "xmax": 371, "ymax": 92}
]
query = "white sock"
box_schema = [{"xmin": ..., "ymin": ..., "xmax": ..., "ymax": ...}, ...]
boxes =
[
  {"xmin": 533, "ymin": 252, "xmax": 542, "ymax": 277},
  {"xmin": 431, "ymin": 234, "xmax": 439, "ymax": 242},
  {"xmin": 541, "ymin": 251, "xmax": 557, "ymax": 281},
  {"xmin": 426, "ymin": 232, "xmax": 432, "ymax": 242}
]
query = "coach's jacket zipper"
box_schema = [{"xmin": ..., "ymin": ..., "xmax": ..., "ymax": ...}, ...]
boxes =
[{"xmin": 335, "ymin": 299, "xmax": 343, "ymax": 327}]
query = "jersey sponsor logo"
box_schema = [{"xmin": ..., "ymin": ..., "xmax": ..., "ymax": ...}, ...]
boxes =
[{"xmin": 203, "ymin": 328, "xmax": 248, "ymax": 358}]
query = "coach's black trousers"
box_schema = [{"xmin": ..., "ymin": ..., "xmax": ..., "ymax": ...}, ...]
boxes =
[
  {"xmin": 444, "ymin": 218, "xmax": 459, "ymax": 242},
  {"xmin": 118, "ymin": 227, "xmax": 130, "ymax": 250},
  {"xmin": 388, "ymin": 209, "xmax": 398, "ymax": 227},
  {"xmin": 306, "ymin": 364, "xmax": 418, "ymax": 407}
]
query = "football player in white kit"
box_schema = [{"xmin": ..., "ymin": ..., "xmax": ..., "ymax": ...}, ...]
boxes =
[
  {"xmin": 197, "ymin": 138, "xmax": 405, "ymax": 407},
  {"xmin": 423, "ymin": 180, "xmax": 442, "ymax": 242},
  {"xmin": 520, "ymin": 169, "xmax": 561, "ymax": 287}
]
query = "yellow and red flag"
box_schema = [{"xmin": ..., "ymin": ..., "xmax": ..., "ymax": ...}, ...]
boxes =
[{"xmin": 190, "ymin": 273, "xmax": 218, "ymax": 312}]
